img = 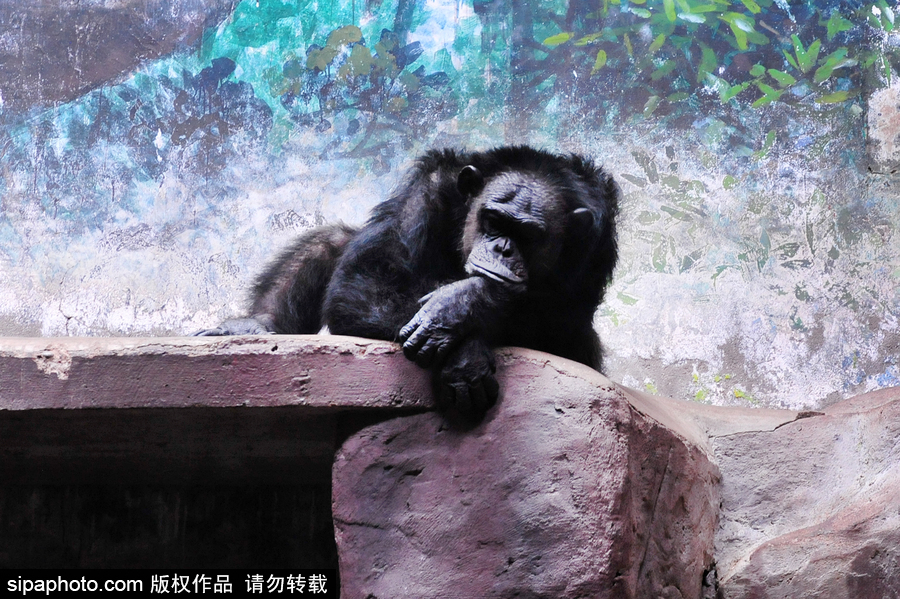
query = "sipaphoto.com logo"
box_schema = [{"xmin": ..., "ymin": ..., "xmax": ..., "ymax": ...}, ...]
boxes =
[{"xmin": 6, "ymin": 576, "xmax": 142, "ymax": 595}]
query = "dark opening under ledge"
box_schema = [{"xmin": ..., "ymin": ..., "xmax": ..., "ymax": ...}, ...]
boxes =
[{"xmin": 0, "ymin": 335, "xmax": 434, "ymax": 487}]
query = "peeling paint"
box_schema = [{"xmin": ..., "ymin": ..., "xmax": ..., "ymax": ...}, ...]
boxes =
[
  {"xmin": 33, "ymin": 345, "xmax": 72, "ymax": 380},
  {"xmin": 868, "ymin": 81, "xmax": 900, "ymax": 169}
]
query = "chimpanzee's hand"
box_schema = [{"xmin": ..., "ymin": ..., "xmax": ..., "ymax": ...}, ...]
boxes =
[
  {"xmin": 399, "ymin": 279, "xmax": 483, "ymax": 368},
  {"xmin": 438, "ymin": 337, "xmax": 499, "ymax": 420},
  {"xmin": 192, "ymin": 317, "xmax": 274, "ymax": 336}
]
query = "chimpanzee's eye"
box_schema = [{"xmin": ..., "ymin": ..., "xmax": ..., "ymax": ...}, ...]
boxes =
[
  {"xmin": 519, "ymin": 221, "xmax": 546, "ymax": 243},
  {"xmin": 482, "ymin": 211, "xmax": 503, "ymax": 235}
]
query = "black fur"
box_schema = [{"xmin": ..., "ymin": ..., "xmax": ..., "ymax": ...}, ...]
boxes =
[
  {"xmin": 251, "ymin": 224, "xmax": 356, "ymax": 333},
  {"xmin": 197, "ymin": 146, "xmax": 620, "ymax": 419}
]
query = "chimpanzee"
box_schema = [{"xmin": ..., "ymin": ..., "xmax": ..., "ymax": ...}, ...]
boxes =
[{"xmin": 196, "ymin": 146, "xmax": 620, "ymax": 419}]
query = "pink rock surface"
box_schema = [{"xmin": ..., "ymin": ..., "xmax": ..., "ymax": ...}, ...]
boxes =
[
  {"xmin": 333, "ymin": 350, "xmax": 720, "ymax": 599},
  {"xmin": 713, "ymin": 387, "xmax": 900, "ymax": 598}
]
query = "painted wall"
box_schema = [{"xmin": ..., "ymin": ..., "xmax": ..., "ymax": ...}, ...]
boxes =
[{"xmin": 1, "ymin": 0, "xmax": 899, "ymax": 411}]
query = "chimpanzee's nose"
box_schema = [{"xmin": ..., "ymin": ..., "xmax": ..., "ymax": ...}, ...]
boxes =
[{"xmin": 492, "ymin": 238, "xmax": 513, "ymax": 258}]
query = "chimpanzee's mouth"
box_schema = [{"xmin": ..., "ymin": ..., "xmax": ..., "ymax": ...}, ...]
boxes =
[{"xmin": 465, "ymin": 259, "xmax": 527, "ymax": 286}]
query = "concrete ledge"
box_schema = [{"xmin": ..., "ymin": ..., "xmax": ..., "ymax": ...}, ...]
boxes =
[
  {"xmin": 0, "ymin": 335, "xmax": 432, "ymax": 485},
  {"xmin": 0, "ymin": 335, "xmax": 433, "ymax": 411}
]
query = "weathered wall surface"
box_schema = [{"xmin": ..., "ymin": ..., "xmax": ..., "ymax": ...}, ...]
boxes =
[{"xmin": 1, "ymin": 0, "xmax": 900, "ymax": 411}]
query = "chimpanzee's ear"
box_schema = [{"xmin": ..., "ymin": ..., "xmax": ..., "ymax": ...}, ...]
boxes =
[
  {"xmin": 570, "ymin": 207, "xmax": 595, "ymax": 230},
  {"xmin": 457, "ymin": 165, "xmax": 485, "ymax": 198}
]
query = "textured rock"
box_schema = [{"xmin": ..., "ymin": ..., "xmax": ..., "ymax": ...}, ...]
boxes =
[
  {"xmin": 332, "ymin": 350, "xmax": 720, "ymax": 599},
  {"xmin": 713, "ymin": 387, "xmax": 900, "ymax": 598}
]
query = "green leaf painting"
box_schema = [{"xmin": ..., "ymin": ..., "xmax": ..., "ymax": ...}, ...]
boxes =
[{"xmin": 525, "ymin": 0, "xmax": 885, "ymax": 117}]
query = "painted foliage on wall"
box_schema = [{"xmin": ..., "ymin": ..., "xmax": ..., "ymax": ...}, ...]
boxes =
[{"xmin": 1, "ymin": 0, "xmax": 899, "ymax": 410}]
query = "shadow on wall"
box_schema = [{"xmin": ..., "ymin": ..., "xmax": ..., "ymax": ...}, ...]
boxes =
[{"xmin": 0, "ymin": 1, "xmax": 238, "ymax": 115}]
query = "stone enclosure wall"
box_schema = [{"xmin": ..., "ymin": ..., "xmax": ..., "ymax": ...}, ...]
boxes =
[
  {"xmin": 1, "ymin": 337, "xmax": 897, "ymax": 596},
  {"xmin": 2, "ymin": 0, "xmax": 900, "ymax": 412}
]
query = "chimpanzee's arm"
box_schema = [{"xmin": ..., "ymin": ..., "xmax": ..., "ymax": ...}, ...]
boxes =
[
  {"xmin": 398, "ymin": 275, "xmax": 519, "ymax": 368},
  {"xmin": 323, "ymin": 224, "xmax": 431, "ymax": 341}
]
